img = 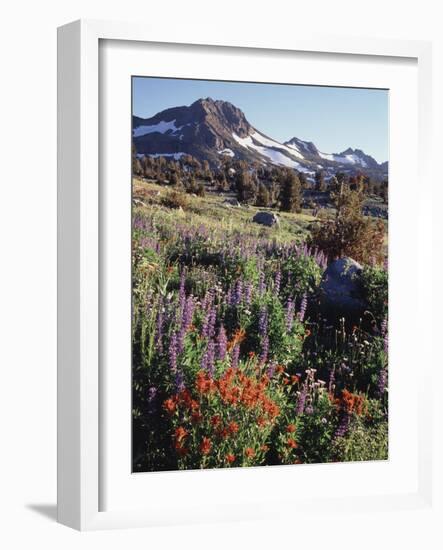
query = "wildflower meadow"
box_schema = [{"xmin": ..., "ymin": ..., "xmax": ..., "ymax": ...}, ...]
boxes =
[{"xmin": 131, "ymin": 177, "xmax": 388, "ymax": 472}]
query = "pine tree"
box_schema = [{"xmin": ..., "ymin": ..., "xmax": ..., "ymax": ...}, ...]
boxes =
[
  {"xmin": 236, "ymin": 170, "xmax": 257, "ymax": 203},
  {"xmin": 170, "ymin": 172, "xmax": 180, "ymax": 187},
  {"xmin": 132, "ymin": 144, "xmax": 142, "ymax": 176},
  {"xmin": 298, "ymin": 172, "xmax": 308, "ymax": 189},
  {"xmin": 279, "ymin": 170, "xmax": 302, "ymax": 213},
  {"xmin": 255, "ymin": 182, "xmax": 271, "ymax": 207},
  {"xmin": 315, "ymin": 170, "xmax": 326, "ymax": 192}
]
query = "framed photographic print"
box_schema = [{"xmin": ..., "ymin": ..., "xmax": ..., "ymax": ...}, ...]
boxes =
[{"xmin": 57, "ymin": 19, "xmax": 433, "ymax": 530}]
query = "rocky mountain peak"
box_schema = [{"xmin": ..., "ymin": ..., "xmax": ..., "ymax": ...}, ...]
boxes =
[{"xmin": 132, "ymin": 98, "xmax": 387, "ymax": 179}]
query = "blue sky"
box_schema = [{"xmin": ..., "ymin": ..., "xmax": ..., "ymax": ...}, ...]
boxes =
[{"xmin": 133, "ymin": 77, "xmax": 389, "ymax": 163}]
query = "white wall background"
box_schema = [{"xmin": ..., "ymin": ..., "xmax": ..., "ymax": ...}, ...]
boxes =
[{"xmin": 0, "ymin": 1, "xmax": 441, "ymax": 547}]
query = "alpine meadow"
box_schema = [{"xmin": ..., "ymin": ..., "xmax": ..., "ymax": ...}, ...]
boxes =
[{"xmin": 131, "ymin": 78, "xmax": 389, "ymax": 472}]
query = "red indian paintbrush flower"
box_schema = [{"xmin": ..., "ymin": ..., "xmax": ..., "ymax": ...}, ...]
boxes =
[
  {"xmin": 245, "ymin": 447, "xmax": 255, "ymax": 458},
  {"xmin": 163, "ymin": 397, "xmax": 177, "ymax": 414},
  {"xmin": 200, "ymin": 437, "xmax": 212, "ymax": 455},
  {"xmin": 174, "ymin": 426, "xmax": 188, "ymax": 442},
  {"xmin": 228, "ymin": 421, "xmax": 239, "ymax": 434}
]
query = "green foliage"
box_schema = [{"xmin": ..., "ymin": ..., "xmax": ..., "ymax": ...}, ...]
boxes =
[
  {"xmin": 279, "ymin": 170, "xmax": 302, "ymax": 213},
  {"xmin": 309, "ymin": 178, "xmax": 385, "ymax": 264},
  {"xmin": 236, "ymin": 170, "xmax": 257, "ymax": 203},
  {"xmin": 294, "ymin": 392, "xmax": 337, "ymax": 463},
  {"xmin": 161, "ymin": 189, "xmax": 190, "ymax": 210},
  {"xmin": 279, "ymin": 253, "xmax": 323, "ymax": 302},
  {"xmin": 315, "ymin": 170, "xmax": 326, "ymax": 192},
  {"xmin": 241, "ymin": 295, "xmax": 305, "ymax": 365},
  {"xmin": 333, "ymin": 410, "xmax": 388, "ymax": 462},
  {"xmin": 360, "ymin": 265, "xmax": 388, "ymax": 324},
  {"xmin": 255, "ymin": 182, "xmax": 271, "ymax": 207},
  {"xmin": 185, "ymin": 176, "xmax": 206, "ymax": 196}
]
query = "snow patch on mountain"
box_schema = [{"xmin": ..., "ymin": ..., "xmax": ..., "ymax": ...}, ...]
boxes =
[
  {"xmin": 218, "ymin": 148, "xmax": 235, "ymax": 157},
  {"xmin": 251, "ymin": 132, "xmax": 305, "ymax": 160},
  {"xmin": 232, "ymin": 133, "xmax": 312, "ymax": 171},
  {"xmin": 286, "ymin": 142, "xmax": 303, "ymax": 154},
  {"xmin": 133, "ymin": 119, "xmax": 179, "ymax": 137},
  {"xmin": 318, "ymin": 151, "xmax": 367, "ymax": 167}
]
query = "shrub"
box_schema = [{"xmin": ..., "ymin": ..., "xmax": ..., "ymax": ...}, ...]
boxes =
[
  {"xmin": 241, "ymin": 295, "xmax": 305, "ymax": 366},
  {"xmin": 161, "ymin": 190, "xmax": 189, "ymax": 210},
  {"xmin": 279, "ymin": 253, "xmax": 323, "ymax": 302},
  {"xmin": 309, "ymin": 215, "xmax": 385, "ymax": 265},
  {"xmin": 310, "ymin": 178, "xmax": 386, "ymax": 265},
  {"xmin": 360, "ymin": 265, "xmax": 388, "ymax": 324},
  {"xmin": 290, "ymin": 391, "xmax": 337, "ymax": 464},
  {"xmin": 185, "ymin": 177, "xmax": 206, "ymax": 197},
  {"xmin": 333, "ymin": 408, "xmax": 388, "ymax": 462}
]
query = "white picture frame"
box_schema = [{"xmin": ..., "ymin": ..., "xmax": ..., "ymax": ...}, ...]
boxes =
[{"xmin": 57, "ymin": 19, "xmax": 433, "ymax": 531}]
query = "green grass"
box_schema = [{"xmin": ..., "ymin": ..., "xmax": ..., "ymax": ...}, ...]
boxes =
[{"xmin": 133, "ymin": 178, "xmax": 316, "ymax": 245}]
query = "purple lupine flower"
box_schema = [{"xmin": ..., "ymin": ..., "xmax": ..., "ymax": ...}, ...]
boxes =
[
  {"xmin": 201, "ymin": 305, "xmax": 214, "ymax": 338},
  {"xmin": 258, "ymin": 271, "xmax": 266, "ymax": 295},
  {"xmin": 298, "ymin": 293, "xmax": 308, "ymax": 322},
  {"xmin": 285, "ymin": 299, "xmax": 295, "ymax": 331},
  {"xmin": 377, "ymin": 368, "xmax": 387, "ymax": 396},
  {"xmin": 201, "ymin": 341, "xmax": 215, "ymax": 377},
  {"xmin": 274, "ymin": 270, "xmax": 281, "ymax": 296},
  {"xmin": 183, "ymin": 295, "xmax": 195, "ymax": 328},
  {"xmin": 175, "ymin": 369, "xmax": 185, "ymax": 392},
  {"xmin": 233, "ymin": 279, "xmax": 243, "ymax": 305},
  {"xmin": 207, "ymin": 307, "xmax": 217, "ymax": 339},
  {"xmin": 296, "ymin": 383, "xmax": 307, "ymax": 415},
  {"xmin": 201, "ymin": 289, "xmax": 213, "ymax": 312},
  {"xmin": 216, "ymin": 325, "xmax": 228, "ymax": 361},
  {"xmin": 231, "ymin": 344, "xmax": 240, "ymax": 369},
  {"xmin": 259, "ymin": 335, "xmax": 269, "ymax": 366},
  {"xmin": 258, "ymin": 305, "xmax": 268, "ymax": 335},
  {"xmin": 169, "ymin": 332, "xmax": 178, "ymax": 374},
  {"xmin": 177, "ymin": 295, "xmax": 195, "ymax": 353},
  {"xmin": 334, "ymin": 412, "xmax": 350, "ymax": 438},
  {"xmin": 177, "ymin": 268, "xmax": 187, "ymax": 317}
]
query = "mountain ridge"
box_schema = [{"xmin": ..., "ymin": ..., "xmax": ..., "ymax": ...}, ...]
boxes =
[{"xmin": 133, "ymin": 97, "xmax": 388, "ymax": 180}]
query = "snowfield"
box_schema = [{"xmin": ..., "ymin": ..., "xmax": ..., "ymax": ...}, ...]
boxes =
[
  {"xmin": 318, "ymin": 151, "xmax": 368, "ymax": 167},
  {"xmin": 250, "ymin": 132, "xmax": 305, "ymax": 159},
  {"xmin": 133, "ymin": 119, "xmax": 179, "ymax": 137},
  {"xmin": 232, "ymin": 132, "xmax": 311, "ymax": 171},
  {"xmin": 218, "ymin": 148, "xmax": 235, "ymax": 157}
]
